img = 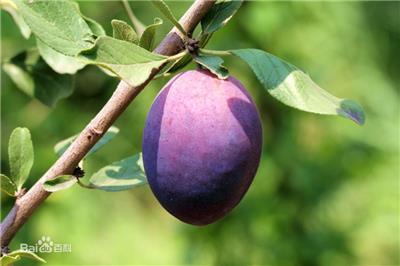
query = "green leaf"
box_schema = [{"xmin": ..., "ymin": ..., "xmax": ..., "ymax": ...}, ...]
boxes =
[
  {"xmin": 195, "ymin": 54, "xmax": 229, "ymax": 79},
  {"xmin": 231, "ymin": 49, "xmax": 365, "ymax": 125},
  {"xmin": 2, "ymin": 51, "xmax": 35, "ymax": 97},
  {"xmin": 89, "ymin": 154, "xmax": 147, "ymax": 192},
  {"xmin": 0, "ymin": 254, "xmax": 19, "ymax": 265},
  {"xmin": 54, "ymin": 126, "xmax": 120, "ymax": 157},
  {"xmin": 0, "ymin": 0, "xmax": 31, "ymax": 38},
  {"xmin": 72, "ymin": 2, "xmax": 106, "ymax": 37},
  {"xmin": 43, "ymin": 175, "xmax": 77, "ymax": 192},
  {"xmin": 83, "ymin": 16, "xmax": 106, "ymax": 37},
  {"xmin": 201, "ymin": 0, "xmax": 242, "ymax": 35},
  {"xmin": 80, "ymin": 36, "xmax": 168, "ymax": 87},
  {"xmin": 88, "ymin": 126, "xmax": 120, "ymax": 156},
  {"xmin": 112, "ymin": 19, "xmax": 138, "ymax": 44},
  {"xmin": 54, "ymin": 135, "xmax": 76, "ymax": 157},
  {"xmin": 151, "ymin": 0, "xmax": 186, "ymax": 35},
  {"xmin": 37, "ymin": 38, "xmax": 86, "ymax": 74},
  {"xmin": 1, "ymin": 174, "xmax": 17, "ymax": 197},
  {"xmin": 165, "ymin": 53, "xmax": 192, "ymax": 74},
  {"xmin": 2, "ymin": 49, "xmax": 75, "ymax": 107},
  {"xmin": 198, "ymin": 31, "xmax": 213, "ymax": 48},
  {"xmin": 0, "ymin": 250, "xmax": 45, "ymax": 265},
  {"xmin": 139, "ymin": 18, "xmax": 163, "ymax": 51},
  {"xmin": 14, "ymin": 0, "xmax": 95, "ymax": 56},
  {"xmin": 8, "ymin": 127, "xmax": 34, "ymax": 190}
]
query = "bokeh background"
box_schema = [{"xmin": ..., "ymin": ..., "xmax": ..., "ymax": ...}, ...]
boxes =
[{"xmin": 1, "ymin": 1, "xmax": 399, "ymax": 265}]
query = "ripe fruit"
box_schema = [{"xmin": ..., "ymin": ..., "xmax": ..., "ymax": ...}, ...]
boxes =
[{"xmin": 142, "ymin": 69, "xmax": 262, "ymax": 225}]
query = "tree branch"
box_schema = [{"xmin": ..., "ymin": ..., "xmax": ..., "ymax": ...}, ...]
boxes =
[{"xmin": 0, "ymin": 0, "xmax": 215, "ymax": 248}]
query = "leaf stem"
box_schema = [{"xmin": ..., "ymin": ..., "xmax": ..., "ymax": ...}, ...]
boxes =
[
  {"xmin": 167, "ymin": 50, "xmax": 188, "ymax": 62},
  {"xmin": 76, "ymin": 179, "xmax": 96, "ymax": 189},
  {"xmin": 199, "ymin": 48, "xmax": 231, "ymax": 56},
  {"xmin": 121, "ymin": 0, "xmax": 145, "ymax": 35}
]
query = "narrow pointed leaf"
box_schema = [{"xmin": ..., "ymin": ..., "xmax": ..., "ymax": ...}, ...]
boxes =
[
  {"xmin": 80, "ymin": 36, "xmax": 168, "ymax": 87},
  {"xmin": 89, "ymin": 154, "xmax": 147, "ymax": 192},
  {"xmin": 2, "ymin": 49, "xmax": 75, "ymax": 107},
  {"xmin": 231, "ymin": 49, "xmax": 365, "ymax": 125},
  {"xmin": 37, "ymin": 39, "xmax": 86, "ymax": 74},
  {"xmin": 1, "ymin": 174, "xmax": 17, "ymax": 197},
  {"xmin": 112, "ymin": 19, "xmax": 138, "ymax": 43},
  {"xmin": 54, "ymin": 126, "xmax": 120, "ymax": 157},
  {"xmin": 201, "ymin": 0, "xmax": 242, "ymax": 35},
  {"xmin": 43, "ymin": 175, "xmax": 77, "ymax": 192},
  {"xmin": 0, "ymin": 250, "xmax": 46, "ymax": 265},
  {"xmin": 139, "ymin": 18, "xmax": 163, "ymax": 51},
  {"xmin": 151, "ymin": 0, "xmax": 186, "ymax": 35},
  {"xmin": 195, "ymin": 54, "xmax": 229, "ymax": 79},
  {"xmin": 0, "ymin": 254, "xmax": 18, "ymax": 266},
  {"xmin": 14, "ymin": 0, "xmax": 95, "ymax": 56},
  {"xmin": 0, "ymin": 0, "xmax": 31, "ymax": 38},
  {"xmin": 8, "ymin": 127, "xmax": 34, "ymax": 189}
]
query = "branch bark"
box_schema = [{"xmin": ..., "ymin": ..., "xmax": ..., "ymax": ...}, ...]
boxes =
[{"xmin": 0, "ymin": 0, "xmax": 215, "ymax": 248}]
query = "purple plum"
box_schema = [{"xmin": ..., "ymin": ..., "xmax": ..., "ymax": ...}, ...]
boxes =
[{"xmin": 142, "ymin": 69, "xmax": 262, "ymax": 225}]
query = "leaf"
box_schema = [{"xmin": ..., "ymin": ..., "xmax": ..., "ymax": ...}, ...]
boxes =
[
  {"xmin": 32, "ymin": 2, "xmax": 106, "ymax": 74},
  {"xmin": 0, "ymin": 254, "xmax": 19, "ymax": 265},
  {"xmin": 8, "ymin": 127, "xmax": 34, "ymax": 190},
  {"xmin": 0, "ymin": 0, "xmax": 31, "ymax": 38},
  {"xmin": 201, "ymin": 0, "xmax": 242, "ymax": 35},
  {"xmin": 89, "ymin": 154, "xmax": 147, "ymax": 192},
  {"xmin": 73, "ymin": 3, "xmax": 106, "ymax": 37},
  {"xmin": 0, "ymin": 250, "xmax": 45, "ymax": 265},
  {"xmin": 139, "ymin": 18, "xmax": 163, "ymax": 51},
  {"xmin": 198, "ymin": 31, "xmax": 213, "ymax": 48},
  {"xmin": 83, "ymin": 16, "xmax": 106, "ymax": 37},
  {"xmin": 88, "ymin": 126, "xmax": 120, "ymax": 156},
  {"xmin": 80, "ymin": 36, "xmax": 168, "ymax": 87},
  {"xmin": 2, "ymin": 49, "xmax": 75, "ymax": 107},
  {"xmin": 231, "ymin": 49, "xmax": 365, "ymax": 125},
  {"xmin": 37, "ymin": 38, "xmax": 86, "ymax": 74},
  {"xmin": 14, "ymin": 0, "xmax": 95, "ymax": 56},
  {"xmin": 165, "ymin": 53, "xmax": 192, "ymax": 74},
  {"xmin": 112, "ymin": 19, "xmax": 138, "ymax": 44},
  {"xmin": 151, "ymin": 0, "xmax": 186, "ymax": 35},
  {"xmin": 1, "ymin": 174, "xmax": 17, "ymax": 197},
  {"xmin": 43, "ymin": 175, "xmax": 77, "ymax": 192},
  {"xmin": 54, "ymin": 135, "xmax": 76, "ymax": 157},
  {"xmin": 54, "ymin": 126, "xmax": 120, "ymax": 157},
  {"xmin": 195, "ymin": 54, "xmax": 229, "ymax": 79}
]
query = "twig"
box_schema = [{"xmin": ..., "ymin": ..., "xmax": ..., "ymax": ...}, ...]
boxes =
[
  {"xmin": 0, "ymin": 0, "xmax": 215, "ymax": 248},
  {"xmin": 121, "ymin": 0, "xmax": 146, "ymax": 35}
]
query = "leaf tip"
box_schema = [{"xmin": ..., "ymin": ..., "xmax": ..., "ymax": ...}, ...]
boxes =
[{"xmin": 338, "ymin": 99, "xmax": 366, "ymax": 125}]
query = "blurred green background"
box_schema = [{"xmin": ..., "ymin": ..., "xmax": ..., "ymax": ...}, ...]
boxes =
[{"xmin": 1, "ymin": 1, "xmax": 399, "ymax": 265}]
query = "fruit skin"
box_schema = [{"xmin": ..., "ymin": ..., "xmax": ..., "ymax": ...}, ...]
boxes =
[{"xmin": 142, "ymin": 69, "xmax": 262, "ymax": 225}]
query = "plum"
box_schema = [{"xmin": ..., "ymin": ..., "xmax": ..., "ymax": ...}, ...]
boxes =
[{"xmin": 142, "ymin": 69, "xmax": 262, "ymax": 225}]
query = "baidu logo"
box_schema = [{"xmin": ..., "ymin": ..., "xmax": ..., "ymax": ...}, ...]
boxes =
[{"xmin": 20, "ymin": 236, "xmax": 72, "ymax": 253}]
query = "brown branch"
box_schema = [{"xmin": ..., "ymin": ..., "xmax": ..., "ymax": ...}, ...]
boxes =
[{"xmin": 0, "ymin": 0, "xmax": 215, "ymax": 248}]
